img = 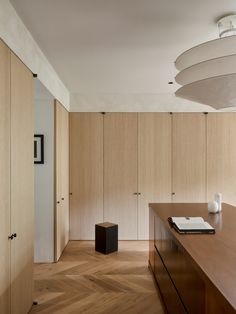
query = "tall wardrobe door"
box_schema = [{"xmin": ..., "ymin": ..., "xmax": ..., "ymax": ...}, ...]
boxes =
[
  {"xmin": 207, "ymin": 113, "xmax": 236, "ymax": 206},
  {"xmin": 138, "ymin": 113, "xmax": 171, "ymax": 240},
  {"xmin": 55, "ymin": 100, "xmax": 69, "ymax": 261},
  {"xmin": 10, "ymin": 53, "xmax": 34, "ymax": 314},
  {"xmin": 172, "ymin": 113, "xmax": 206, "ymax": 202},
  {"xmin": 0, "ymin": 40, "xmax": 11, "ymax": 314},
  {"xmin": 61, "ymin": 106, "xmax": 69, "ymax": 247},
  {"xmin": 55, "ymin": 101, "xmax": 62, "ymax": 260},
  {"xmin": 69, "ymin": 113, "xmax": 103, "ymax": 240},
  {"xmin": 104, "ymin": 113, "xmax": 138, "ymax": 240}
]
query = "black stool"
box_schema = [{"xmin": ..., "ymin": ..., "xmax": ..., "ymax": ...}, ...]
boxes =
[{"xmin": 95, "ymin": 222, "xmax": 118, "ymax": 254}]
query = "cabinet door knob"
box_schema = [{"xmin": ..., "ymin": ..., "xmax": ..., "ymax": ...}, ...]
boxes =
[
  {"xmin": 61, "ymin": 197, "xmax": 64, "ymax": 200},
  {"xmin": 8, "ymin": 235, "xmax": 13, "ymax": 240},
  {"xmin": 133, "ymin": 192, "xmax": 138, "ymax": 195},
  {"xmin": 172, "ymin": 192, "xmax": 175, "ymax": 196},
  {"xmin": 69, "ymin": 192, "xmax": 72, "ymax": 195},
  {"xmin": 57, "ymin": 201, "xmax": 60, "ymax": 204},
  {"xmin": 13, "ymin": 233, "xmax": 17, "ymax": 238}
]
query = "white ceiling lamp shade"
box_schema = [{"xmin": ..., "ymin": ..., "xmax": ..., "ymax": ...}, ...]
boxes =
[{"xmin": 175, "ymin": 15, "xmax": 236, "ymax": 109}]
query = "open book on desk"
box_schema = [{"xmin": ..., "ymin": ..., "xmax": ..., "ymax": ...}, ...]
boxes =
[{"xmin": 168, "ymin": 217, "xmax": 215, "ymax": 234}]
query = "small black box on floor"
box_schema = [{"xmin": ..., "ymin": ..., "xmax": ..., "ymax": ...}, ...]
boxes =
[{"xmin": 95, "ymin": 222, "xmax": 118, "ymax": 254}]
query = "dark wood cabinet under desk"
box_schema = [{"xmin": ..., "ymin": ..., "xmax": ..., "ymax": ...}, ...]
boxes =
[{"xmin": 149, "ymin": 203, "xmax": 236, "ymax": 314}]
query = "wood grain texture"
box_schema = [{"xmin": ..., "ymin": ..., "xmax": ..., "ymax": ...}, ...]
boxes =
[
  {"xmin": 55, "ymin": 100, "xmax": 69, "ymax": 261},
  {"xmin": 10, "ymin": 52, "xmax": 34, "ymax": 314},
  {"xmin": 138, "ymin": 113, "xmax": 171, "ymax": 240},
  {"xmin": 172, "ymin": 113, "xmax": 206, "ymax": 202},
  {"xmin": 104, "ymin": 113, "xmax": 138, "ymax": 240},
  {"xmin": 69, "ymin": 113, "xmax": 103, "ymax": 240},
  {"xmin": 30, "ymin": 241, "xmax": 164, "ymax": 314},
  {"xmin": 207, "ymin": 113, "xmax": 236, "ymax": 206},
  {"xmin": 150, "ymin": 203, "xmax": 236, "ymax": 313},
  {"xmin": 55, "ymin": 101, "xmax": 62, "ymax": 260},
  {"xmin": 61, "ymin": 105, "xmax": 69, "ymax": 246},
  {"xmin": 0, "ymin": 39, "xmax": 11, "ymax": 314},
  {"xmin": 154, "ymin": 214, "xmax": 205, "ymax": 313},
  {"xmin": 154, "ymin": 250, "xmax": 186, "ymax": 313}
]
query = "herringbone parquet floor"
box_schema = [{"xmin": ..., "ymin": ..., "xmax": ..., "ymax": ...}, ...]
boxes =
[{"xmin": 30, "ymin": 241, "xmax": 164, "ymax": 314}]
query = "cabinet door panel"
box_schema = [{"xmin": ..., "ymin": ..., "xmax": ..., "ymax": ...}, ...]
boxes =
[
  {"xmin": 138, "ymin": 113, "xmax": 171, "ymax": 239},
  {"xmin": 172, "ymin": 113, "xmax": 206, "ymax": 202},
  {"xmin": 55, "ymin": 101, "xmax": 69, "ymax": 260},
  {"xmin": 10, "ymin": 52, "xmax": 34, "ymax": 314},
  {"xmin": 61, "ymin": 106, "xmax": 69, "ymax": 246},
  {"xmin": 69, "ymin": 113, "xmax": 103, "ymax": 240},
  {"xmin": 207, "ymin": 113, "xmax": 236, "ymax": 206},
  {"xmin": 55, "ymin": 101, "xmax": 62, "ymax": 260},
  {"xmin": 104, "ymin": 113, "xmax": 138, "ymax": 240},
  {"xmin": 0, "ymin": 39, "xmax": 11, "ymax": 314}
]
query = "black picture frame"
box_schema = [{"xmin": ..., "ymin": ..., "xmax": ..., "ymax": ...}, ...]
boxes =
[{"xmin": 34, "ymin": 134, "xmax": 44, "ymax": 164}]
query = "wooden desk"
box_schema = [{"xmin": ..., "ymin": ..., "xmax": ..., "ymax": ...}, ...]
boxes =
[{"xmin": 149, "ymin": 203, "xmax": 236, "ymax": 314}]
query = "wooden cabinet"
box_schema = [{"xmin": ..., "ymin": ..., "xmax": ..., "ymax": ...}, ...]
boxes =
[
  {"xmin": 154, "ymin": 250, "xmax": 186, "ymax": 314},
  {"xmin": 154, "ymin": 214, "xmax": 205, "ymax": 314},
  {"xmin": 0, "ymin": 39, "xmax": 34, "ymax": 314},
  {"xmin": 10, "ymin": 52, "xmax": 34, "ymax": 314},
  {"xmin": 0, "ymin": 38, "xmax": 11, "ymax": 314},
  {"xmin": 69, "ymin": 113, "xmax": 172, "ymax": 240},
  {"xmin": 69, "ymin": 113, "xmax": 103, "ymax": 240},
  {"xmin": 149, "ymin": 203, "xmax": 236, "ymax": 314},
  {"xmin": 104, "ymin": 113, "xmax": 138, "ymax": 240},
  {"xmin": 55, "ymin": 100, "xmax": 69, "ymax": 260},
  {"xmin": 69, "ymin": 112, "xmax": 236, "ymax": 240},
  {"xmin": 61, "ymin": 103, "xmax": 69, "ymax": 247},
  {"xmin": 172, "ymin": 113, "xmax": 206, "ymax": 202},
  {"xmin": 138, "ymin": 113, "xmax": 171, "ymax": 239},
  {"xmin": 207, "ymin": 113, "xmax": 236, "ymax": 206}
]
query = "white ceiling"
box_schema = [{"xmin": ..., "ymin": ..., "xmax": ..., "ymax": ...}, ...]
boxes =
[{"xmin": 9, "ymin": 0, "xmax": 236, "ymax": 110}]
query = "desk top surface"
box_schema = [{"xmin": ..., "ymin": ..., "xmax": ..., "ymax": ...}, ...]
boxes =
[{"xmin": 149, "ymin": 202, "xmax": 236, "ymax": 310}]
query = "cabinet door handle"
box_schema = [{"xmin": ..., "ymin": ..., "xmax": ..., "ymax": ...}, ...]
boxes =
[
  {"xmin": 172, "ymin": 192, "xmax": 175, "ymax": 196},
  {"xmin": 61, "ymin": 197, "xmax": 64, "ymax": 200},
  {"xmin": 69, "ymin": 193, "xmax": 72, "ymax": 196},
  {"xmin": 133, "ymin": 192, "xmax": 138, "ymax": 195},
  {"xmin": 138, "ymin": 193, "xmax": 141, "ymax": 195},
  {"xmin": 8, "ymin": 233, "xmax": 17, "ymax": 240}
]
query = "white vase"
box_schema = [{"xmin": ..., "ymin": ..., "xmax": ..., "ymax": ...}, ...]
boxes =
[
  {"xmin": 215, "ymin": 192, "xmax": 222, "ymax": 212},
  {"xmin": 208, "ymin": 201, "xmax": 219, "ymax": 214}
]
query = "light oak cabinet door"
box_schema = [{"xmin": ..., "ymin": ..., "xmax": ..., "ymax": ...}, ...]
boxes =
[
  {"xmin": 69, "ymin": 113, "xmax": 103, "ymax": 240},
  {"xmin": 55, "ymin": 100, "xmax": 69, "ymax": 260},
  {"xmin": 55, "ymin": 101, "xmax": 62, "ymax": 260},
  {"xmin": 61, "ymin": 106, "xmax": 69, "ymax": 246},
  {"xmin": 172, "ymin": 113, "xmax": 206, "ymax": 202},
  {"xmin": 207, "ymin": 113, "xmax": 236, "ymax": 206},
  {"xmin": 104, "ymin": 113, "xmax": 138, "ymax": 240},
  {"xmin": 10, "ymin": 52, "xmax": 34, "ymax": 314},
  {"xmin": 138, "ymin": 113, "xmax": 171, "ymax": 239},
  {"xmin": 0, "ymin": 39, "xmax": 11, "ymax": 314}
]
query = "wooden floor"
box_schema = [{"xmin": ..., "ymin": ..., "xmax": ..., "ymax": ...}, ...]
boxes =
[{"xmin": 30, "ymin": 241, "xmax": 164, "ymax": 314}]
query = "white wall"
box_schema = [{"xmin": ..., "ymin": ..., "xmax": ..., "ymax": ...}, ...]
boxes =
[
  {"xmin": 34, "ymin": 80, "xmax": 54, "ymax": 263},
  {"xmin": 0, "ymin": 0, "xmax": 70, "ymax": 110},
  {"xmin": 70, "ymin": 93, "xmax": 216, "ymax": 112}
]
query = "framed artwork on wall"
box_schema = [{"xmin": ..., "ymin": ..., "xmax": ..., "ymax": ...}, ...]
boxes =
[{"xmin": 34, "ymin": 134, "xmax": 44, "ymax": 164}]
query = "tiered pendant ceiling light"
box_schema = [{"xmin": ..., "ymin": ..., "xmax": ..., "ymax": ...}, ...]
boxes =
[{"xmin": 175, "ymin": 14, "xmax": 236, "ymax": 109}]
